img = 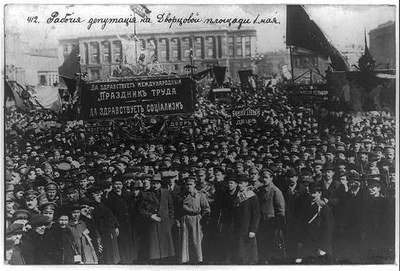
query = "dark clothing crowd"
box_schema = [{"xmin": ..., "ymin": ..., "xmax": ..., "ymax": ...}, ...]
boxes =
[{"xmin": 4, "ymin": 83, "xmax": 396, "ymax": 265}]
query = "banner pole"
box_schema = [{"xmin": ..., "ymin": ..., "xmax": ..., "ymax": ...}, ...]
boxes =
[{"xmin": 289, "ymin": 46, "xmax": 295, "ymax": 85}]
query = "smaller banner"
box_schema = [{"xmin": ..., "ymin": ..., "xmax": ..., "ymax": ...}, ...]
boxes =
[
  {"xmin": 231, "ymin": 106, "xmax": 266, "ymax": 126},
  {"xmin": 166, "ymin": 119, "xmax": 197, "ymax": 129},
  {"xmin": 286, "ymin": 84, "xmax": 329, "ymax": 104},
  {"xmin": 84, "ymin": 122, "xmax": 115, "ymax": 135}
]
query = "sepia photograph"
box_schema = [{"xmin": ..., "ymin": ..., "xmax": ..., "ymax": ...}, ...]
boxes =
[{"xmin": 2, "ymin": 0, "xmax": 398, "ymax": 267}]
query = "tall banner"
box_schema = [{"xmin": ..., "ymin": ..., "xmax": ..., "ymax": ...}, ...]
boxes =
[
  {"xmin": 238, "ymin": 69, "xmax": 256, "ymax": 91},
  {"xmin": 80, "ymin": 76, "xmax": 195, "ymax": 120}
]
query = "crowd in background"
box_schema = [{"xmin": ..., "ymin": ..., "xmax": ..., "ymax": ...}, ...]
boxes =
[{"xmin": 4, "ymin": 83, "xmax": 396, "ymax": 264}]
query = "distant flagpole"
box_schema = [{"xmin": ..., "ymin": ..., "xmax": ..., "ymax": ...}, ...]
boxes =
[{"xmin": 130, "ymin": 5, "xmax": 152, "ymax": 63}]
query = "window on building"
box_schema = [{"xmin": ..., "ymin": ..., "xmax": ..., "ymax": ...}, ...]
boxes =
[
  {"xmin": 147, "ymin": 39, "xmax": 157, "ymax": 58},
  {"xmin": 63, "ymin": 44, "xmax": 69, "ymax": 60},
  {"xmin": 39, "ymin": 75, "xmax": 47, "ymax": 86},
  {"xmin": 228, "ymin": 36, "xmax": 234, "ymax": 57},
  {"xmin": 195, "ymin": 37, "xmax": 203, "ymax": 58},
  {"xmin": 171, "ymin": 38, "xmax": 179, "ymax": 60},
  {"xmin": 84, "ymin": 43, "xmax": 89, "ymax": 64},
  {"xmin": 236, "ymin": 36, "xmax": 242, "ymax": 57},
  {"xmin": 101, "ymin": 41, "xmax": 111, "ymax": 63},
  {"xmin": 90, "ymin": 42, "xmax": 100, "ymax": 64},
  {"xmin": 112, "ymin": 41, "xmax": 122, "ymax": 62},
  {"xmin": 206, "ymin": 37, "xmax": 215, "ymax": 58},
  {"xmin": 245, "ymin": 36, "xmax": 251, "ymax": 57},
  {"xmin": 140, "ymin": 39, "xmax": 146, "ymax": 51},
  {"xmin": 159, "ymin": 39, "xmax": 168, "ymax": 61},
  {"xmin": 182, "ymin": 37, "xmax": 191, "ymax": 58},
  {"xmin": 174, "ymin": 64, "xmax": 179, "ymax": 70}
]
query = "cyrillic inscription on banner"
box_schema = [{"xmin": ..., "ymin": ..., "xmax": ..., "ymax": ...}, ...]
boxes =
[
  {"xmin": 231, "ymin": 106, "xmax": 265, "ymax": 126},
  {"xmin": 166, "ymin": 119, "xmax": 197, "ymax": 129},
  {"xmin": 85, "ymin": 123, "xmax": 115, "ymax": 135},
  {"xmin": 80, "ymin": 76, "xmax": 194, "ymax": 120},
  {"xmin": 286, "ymin": 84, "xmax": 329, "ymax": 104}
]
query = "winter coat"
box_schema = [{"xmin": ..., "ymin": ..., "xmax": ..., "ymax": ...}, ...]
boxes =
[
  {"xmin": 139, "ymin": 188, "xmax": 175, "ymax": 260},
  {"xmin": 105, "ymin": 191, "xmax": 135, "ymax": 263},
  {"xmin": 180, "ymin": 190, "xmax": 211, "ymax": 263},
  {"xmin": 232, "ymin": 190, "xmax": 260, "ymax": 264},
  {"xmin": 92, "ymin": 202, "xmax": 121, "ymax": 264},
  {"xmin": 68, "ymin": 220, "xmax": 98, "ymax": 264}
]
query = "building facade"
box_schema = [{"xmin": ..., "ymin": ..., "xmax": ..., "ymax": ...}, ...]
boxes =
[
  {"xmin": 5, "ymin": 31, "xmax": 59, "ymax": 87},
  {"xmin": 369, "ymin": 21, "xmax": 395, "ymax": 69},
  {"xmin": 58, "ymin": 29, "xmax": 257, "ymax": 81}
]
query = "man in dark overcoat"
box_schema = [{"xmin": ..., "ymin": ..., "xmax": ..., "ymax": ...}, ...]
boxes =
[
  {"xmin": 105, "ymin": 178, "xmax": 135, "ymax": 263},
  {"xmin": 232, "ymin": 174, "xmax": 260, "ymax": 264},
  {"xmin": 139, "ymin": 174, "xmax": 175, "ymax": 261},
  {"xmin": 88, "ymin": 185, "xmax": 120, "ymax": 264}
]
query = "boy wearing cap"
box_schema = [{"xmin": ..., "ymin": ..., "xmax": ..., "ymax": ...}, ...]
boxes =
[{"xmin": 232, "ymin": 174, "xmax": 260, "ymax": 264}]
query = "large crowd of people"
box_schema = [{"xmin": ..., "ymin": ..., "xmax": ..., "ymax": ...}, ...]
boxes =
[{"xmin": 4, "ymin": 81, "xmax": 396, "ymax": 265}]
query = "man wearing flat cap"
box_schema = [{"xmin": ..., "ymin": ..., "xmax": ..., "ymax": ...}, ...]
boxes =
[
  {"xmin": 256, "ymin": 168, "xmax": 286, "ymax": 264},
  {"xmin": 361, "ymin": 178, "xmax": 393, "ymax": 263},
  {"xmin": 231, "ymin": 174, "xmax": 260, "ymax": 264},
  {"xmin": 283, "ymin": 168, "xmax": 307, "ymax": 259},
  {"xmin": 6, "ymin": 222, "xmax": 27, "ymax": 264},
  {"xmin": 20, "ymin": 214, "xmax": 53, "ymax": 264},
  {"xmin": 180, "ymin": 177, "xmax": 211, "ymax": 263},
  {"xmin": 104, "ymin": 177, "xmax": 135, "ymax": 263},
  {"xmin": 162, "ymin": 170, "xmax": 183, "ymax": 258},
  {"xmin": 88, "ymin": 185, "xmax": 121, "ymax": 264},
  {"xmin": 296, "ymin": 183, "xmax": 334, "ymax": 263},
  {"xmin": 77, "ymin": 172, "xmax": 90, "ymax": 198},
  {"xmin": 139, "ymin": 174, "xmax": 175, "ymax": 262},
  {"xmin": 24, "ymin": 191, "xmax": 40, "ymax": 215},
  {"xmin": 44, "ymin": 181, "xmax": 62, "ymax": 207},
  {"xmin": 319, "ymin": 166, "xmax": 342, "ymax": 208},
  {"xmin": 340, "ymin": 176, "xmax": 368, "ymax": 262}
]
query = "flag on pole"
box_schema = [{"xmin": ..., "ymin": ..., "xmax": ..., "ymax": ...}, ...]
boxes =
[
  {"xmin": 130, "ymin": 4, "xmax": 151, "ymax": 18},
  {"xmin": 5, "ymin": 80, "xmax": 34, "ymax": 111}
]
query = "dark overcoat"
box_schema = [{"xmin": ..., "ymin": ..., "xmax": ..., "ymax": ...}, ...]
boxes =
[
  {"xmin": 105, "ymin": 191, "xmax": 135, "ymax": 263},
  {"xmin": 20, "ymin": 230, "xmax": 53, "ymax": 264},
  {"xmin": 232, "ymin": 191, "xmax": 260, "ymax": 264},
  {"xmin": 139, "ymin": 188, "xmax": 175, "ymax": 260},
  {"xmin": 92, "ymin": 202, "xmax": 121, "ymax": 264}
]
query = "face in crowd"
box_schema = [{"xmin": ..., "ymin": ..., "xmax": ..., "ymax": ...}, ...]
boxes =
[
  {"xmin": 113, "ymin": 180, "xmax": 124, "ymax": 194},
  {"xmin": 227, "ymin": 180, "xmax": 238, "ymax": 193},
  {"xmin": 261, "ymin": 170, "xmax": 273, "ymax": 186},
  {"xmin": 58, "ymin": 215, "xmax": 69, "ymax": 229},
  {"xmin": 186, "ymin": 179, "xmax": 197, "ymax": 194},
  {"xmin": 152, "ymin": 180, "xmax": 162, "ymax": 191}
]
